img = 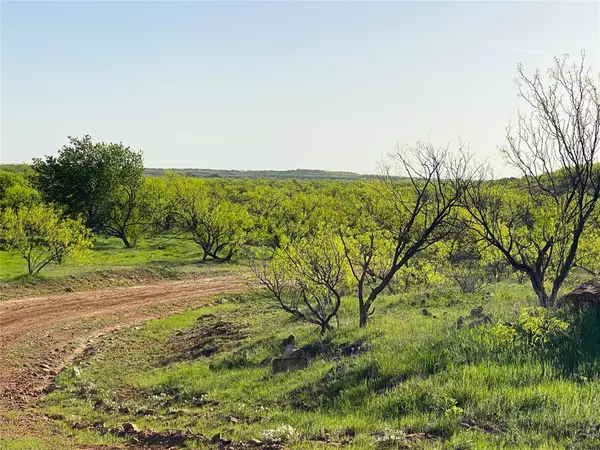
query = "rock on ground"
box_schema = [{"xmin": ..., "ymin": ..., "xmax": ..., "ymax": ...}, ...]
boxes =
[{"xmin": 557, "ymin": 279, "xmax": 600, "ymax": 308}]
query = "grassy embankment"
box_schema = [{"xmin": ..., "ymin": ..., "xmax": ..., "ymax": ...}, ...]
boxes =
[
  {"xmin": 0, "ymin": 237, "xmax": 245, "ymax": 299},
  {"xmin": 22, "ymin": 281, "xmax": 600, "ymax": 450}
]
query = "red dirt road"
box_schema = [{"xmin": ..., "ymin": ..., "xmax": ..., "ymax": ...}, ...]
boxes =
[{"xmin": 0, "ymin": 273, "xmax": 248, "ymax": 413}]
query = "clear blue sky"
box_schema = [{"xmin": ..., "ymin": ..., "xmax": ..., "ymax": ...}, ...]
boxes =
[{"xmin": 1, "ymin": 1, "xmax": 598, "ymax": 175}]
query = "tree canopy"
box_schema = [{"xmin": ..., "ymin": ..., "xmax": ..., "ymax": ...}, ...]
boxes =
[{"xmin": 32, "ymin": 135, "xmax": 145, "ymax": 247}]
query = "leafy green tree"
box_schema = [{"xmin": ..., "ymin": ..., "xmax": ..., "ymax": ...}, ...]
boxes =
[
  {"xmin": 141, "ymin": 176, "xmax": 174, "ymax": 236},
  {"xmin": 0, "ymin": 205, "xmax": 92, "ymax": 275},
  {"xmin": 167, "ymin": 176, "xmax": 252, "ymax": 262},
  {"xmin": 0, "ymin": 170, "xmax": 40, "ymax": 211},
  {"xmin": 463, "ymin": 54, "xmax": 600, "ymax": 307},
  {"xmin": 245, "ymin": 181, "xmax": 334, "ymax": 249},
  {"xmin": 102, "ymin": 178, "xmax": 158, "ymax": 248},
  {"xmin": 32, "ymin": 135, "xmax": 145, "ymax": 247}
]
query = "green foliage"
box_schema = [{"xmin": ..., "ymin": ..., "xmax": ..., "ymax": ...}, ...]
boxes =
[
  {"xmin": 514, "ymin": 307, "xmax": 570, "ymax": 348},
  {"xmin": 32, "ymin": 135, "xmax": 145, "ymax": 247},
  {"xmin": 166, "ymin": 175, "xmax": 253, "ymax": 262},
  {"xmin": 0, "ymin": 169, "xmax": 40, "ymax": 211},
  {"xmin": 245, "ymin": 180, "xmax": 334, "ymax": 249},
  {"xmin": 0, "ymin": 204, "xmax": 92, "ymax": 275},
  {"xmin": 575, "ymin": 213, "xmax": 600, "ymax": 276},
  {"xmin": 481, "ymin": 306, "xmax": 600, "ymax": 378}
]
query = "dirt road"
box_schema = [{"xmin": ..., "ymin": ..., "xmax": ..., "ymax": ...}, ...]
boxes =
[{"xmin": 0, "ymin": 273, "xmax": 248, "ymax": 413}]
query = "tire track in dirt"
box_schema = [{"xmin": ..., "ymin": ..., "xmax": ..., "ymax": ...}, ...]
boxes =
[{"xmin": 0, "ymin": 272, "xmax": 249, "ymax": 413}]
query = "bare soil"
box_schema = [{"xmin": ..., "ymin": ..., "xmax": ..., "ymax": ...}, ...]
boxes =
[{"xmin": 0, "ymin": 273, "xmax": 249, "ymax": 447}]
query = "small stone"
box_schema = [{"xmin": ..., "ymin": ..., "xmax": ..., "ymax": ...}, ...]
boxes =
[
  {"xmin": 470, "ymin": 306, "xmax": 484, "ymax": 318},
  {"xmin": 469, "ymin": 315, "xmax": 492, "ymax": 328},
  {"xmin": 122, "ymin": 422, "xmax": 138, "ymax": 433}
]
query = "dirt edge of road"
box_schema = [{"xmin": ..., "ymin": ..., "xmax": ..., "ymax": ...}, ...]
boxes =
[{"xmin": 0, "ymin": 273, "xmax": 250, "ymax": 448}]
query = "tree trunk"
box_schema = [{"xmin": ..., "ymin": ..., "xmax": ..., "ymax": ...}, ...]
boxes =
[
  {"xmin": 221, "ymin": 249, "xmax": 233, "ymax": 262},
  {"xmin": 359, "ymin": 305, "xmax": 369, "ymax": 328},
  {"xmin": 357, "ymin": 281, "xmax": 369, "ymax": 328},
  {"xmin": 359, "ymin": 293, "xmax": 372, "ymax": 328},
  {"xmin": 320, "ymin": 322, "xmax": 333, "ymax": 335},
  {"xmin": 529, "ymin": 272, "xmax": 549, "ymax": 307},
  {"xmin": 120, "ymin": 233, "xmax": 132, "ymax": 248}
]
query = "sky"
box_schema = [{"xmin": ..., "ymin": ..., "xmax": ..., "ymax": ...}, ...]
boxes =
[{"xmin": 1, "ymin": 1, "xmax": 599, "ymax": 175}]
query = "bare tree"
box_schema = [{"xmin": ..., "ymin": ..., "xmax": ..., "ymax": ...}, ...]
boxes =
[
  {"xmin": 251, "ymin": 233, "xmax": 347, "ymax": 334},
  {"xmin": 463, "ymin": 53, "xmax": 600, "ymax": 307},
  {"xmin": 340, "ymin": 142, "xmax": 469, "ymax": 327}
]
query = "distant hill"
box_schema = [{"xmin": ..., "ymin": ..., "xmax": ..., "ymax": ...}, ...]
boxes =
[
  {"xmin": 0, "ymin": 163, "xmax": 32, "ymax": 174},
  {"xmin": 144, "ymin": 168, "xmax": 380, "ymax": 181}
]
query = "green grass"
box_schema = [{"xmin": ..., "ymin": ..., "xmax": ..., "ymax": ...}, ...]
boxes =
[
  {"xmin": 0, "ymin": 236, "xmax": 210, "ymax": 281},
  {"xmin": 0, "ymin": 236, "xmax": 247, "ymax": 299},
  {"xmin": 40, "ymin": 281, "xmax": 600, "ymax": 449},
  {"xmin": 0, "ymin": 432, "xmax": 124, "ymax": 450}
]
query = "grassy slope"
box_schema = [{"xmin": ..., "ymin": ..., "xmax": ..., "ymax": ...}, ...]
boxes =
[
  {"xmin": 37, "ymin": 282, "xmax": 600, "ymax": 449},
  {"xmin": 0, "ymin": 236, "xmax": 212, "ymax": 281},
  {"xmin": 0, "ymin": 237, "xmax": 245, "ymax": 299}
]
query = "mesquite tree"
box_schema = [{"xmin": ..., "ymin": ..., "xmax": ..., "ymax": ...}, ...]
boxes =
[
  {"xmin": 340, "ymin": 142, "xmax": 469, "ymax": 327},
  {"xmin": 252, "ymin": 232, "xmax": 348, "ymax": 334},
  {"xmin": 463, "ymin": 53, "xmax": 600, "ymax": 307},
  {"xmin": 167, "ymin": 176, "xmax": 252, "ymax": 262},
  {"xmin": 0, "ymin": 204, "xmax": 92, "ymax": 275}
]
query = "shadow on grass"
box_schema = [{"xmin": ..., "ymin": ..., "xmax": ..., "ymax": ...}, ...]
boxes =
[
  {"xmin": 550, "ymin": 307, "xmax": 600, "ymax": 378},
  {"xmin": 288, "ymin": 361, "xmax": 406, "ymax": 411}
]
